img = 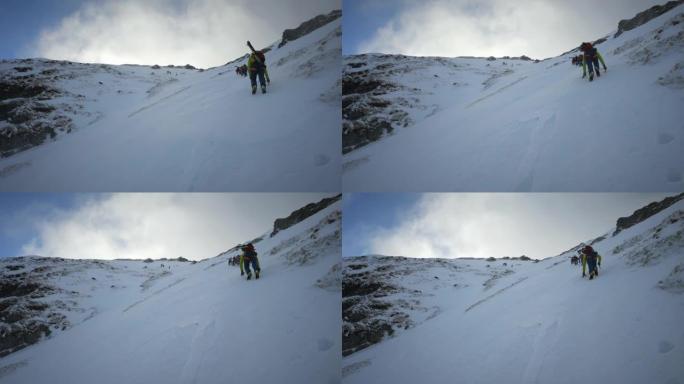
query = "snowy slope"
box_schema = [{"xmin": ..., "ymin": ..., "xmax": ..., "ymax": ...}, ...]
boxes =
[
  {"xmin": 342, "ymin": 6, "xmax": 684, "ymax": 191},
  {"xmin": 342, "ymin": 200, "xmax": 684, "ymax": 384},
  {"xmin": 0, "ymin": 202, "xmax": 341, "ymax": 384},
  {"xmin": 0, "ymin": 13, "xmax": 341, "ymax": 192}
]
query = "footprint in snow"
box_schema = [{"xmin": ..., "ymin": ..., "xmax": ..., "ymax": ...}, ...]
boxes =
[
  {"xmin": 658, "ymin": 132, "xmax": 675, "ymax": 145},
  {"xmin": 317, "ymin": 337, "xmax": 334, "ymax": 351},
  {"xmin": 314, "ymin": 154, "xmax": 331, "ymax": 167},
  {"xmin": 658, "ymin": 340, "xmax": 675, "ymax": 354}
]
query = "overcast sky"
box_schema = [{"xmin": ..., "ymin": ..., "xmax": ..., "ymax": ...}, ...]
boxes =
[
  {"xmin": 343, "ymin": 0, "xmax": 667, "ymax": 58},
  {"xmin": 0, "ymin": 0, "xmax": 340, "ymax": 67},
  {"xmin": 343, "ymin": 193, "xmax": 676, "ymax": 259},
  {"xmin": 0, "ymin": 193, "xmax": 332, "ymax": 260}
]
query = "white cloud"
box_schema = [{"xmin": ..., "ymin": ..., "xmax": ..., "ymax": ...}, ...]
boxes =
[
  {"xmin": 357, "ymin": 0, "xmax": 664, "ymax": 59},
  {"xmin": 21, "ymin": 193, "xmax": 326, "ymax": 260},
  {"xmin": 29, "ymin": 0, "xmax": 340, "ymax": 67},
  {"xmin": 365, "ymin": 194, "xmax": 637, "ymax": 259}
]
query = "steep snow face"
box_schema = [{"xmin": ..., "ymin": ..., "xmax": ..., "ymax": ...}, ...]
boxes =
[
  {"xmin": 342, "ymin": 201, "xmax": 684, "ymax": 384},
  {"xmin": 0, "ymin": 203, "xmax": 341, "ymax": 384},
  {"xmin": 0, "ymin": 17, "xmax": 341, "ymax": 192},
  {"xmin": 342, "ymin": 6, "xmax": 684, "ymax": 192}
]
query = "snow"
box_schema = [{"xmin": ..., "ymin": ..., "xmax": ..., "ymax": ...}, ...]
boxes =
[
  {"xmin": 0, "ymin": 202, "xmax": 341, "ymax": 384},
  {"xmin": 343, "ymin": 200, "xmax": 684, "ymax": 384},
  {"xmin": 342, "ymin": 9, "xmax": 684, "ymax": 191},
  {"xmin": 0, "ymin": 19, "xmax": 341, "ymax": 192}
]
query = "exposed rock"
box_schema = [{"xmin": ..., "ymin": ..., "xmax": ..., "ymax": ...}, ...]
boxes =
[
  {"xmin": 615, "ymin": 0, "xmax": 684, "ymax": 37},
  {"xmin": 342, "ymin": 256, "xmax": 455, "ymax": 356},
  {"xmin": 0, "ymin": 261, "xmax": 70, "ymax": 358},
  {"xmin": 278, "ymin": 9, "xmax": 342, "ymax": 48},
  {"xmin": 614, "ymin": 193, "xmax": 684, "ymax": 235},
  {"xmin": 0, "ymin": 66, "xmax": 74, "ymax": 157},
  {"xmin": 271, "ymin": 194, "xmax": 341, "ymax": 237},
  {"xmin": 0, "ymin": 323, "xmax": 51, "ymax": 357}
]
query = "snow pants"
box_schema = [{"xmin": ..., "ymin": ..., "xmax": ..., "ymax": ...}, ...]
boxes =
[
  {"xmin": 243, "ymin": 256, "xmax": 260, "ymax": 275},
  {"xmin": 587, "ymin": 258, "xmax": 597, "ymax": 276},
  {"xmin": 250, "ymin": 68, "xmax": 266, "ymax": 88},
  {"xmin": 586, "ymin": 57, "xmax": 600, "ymax": 76}
]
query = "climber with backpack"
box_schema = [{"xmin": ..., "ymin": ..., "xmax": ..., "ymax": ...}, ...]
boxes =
[
  {"xmin": 581, "ymin": 245, "xmax": 602, "ymax": 280},
  {"xmin": 240, "ymin": 243, "xmax": 261, "ymax": 280},
  {"xmin": 246, "ymin": 41, "xmax": 269, "ymax": 94},
  {"xmin": 580, "ymin": 42, "xmax": 607, "ymax": 82}
]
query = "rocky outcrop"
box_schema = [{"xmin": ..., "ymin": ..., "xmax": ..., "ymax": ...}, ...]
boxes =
[
  {"xmin": 278, "ymin": 9, "xmax": 342, "ymax": 48},
  {"xmin": 343, "ymin": 55, "xmax": 432, "ymax": 153},
  {"xmin": 343, "ymin": 258, "xmax": 403, "ymax": 356},
  {"xmin": 614, "ymin": 0, "xmax": 684, "ymax": 37},
  {"xmin": 0, "ymin": 70, "xmax": 71, "ymax": 157},
  {"xmin": 271, "ymin": 194, "xmax": 341, "ymax": 237},
  {"xmin": 0, "ymin": 59, "xmax": 79, "ymax": 157},
  {"xmin": 0, "ymin": 263, "xmax": 69, "ymax": 357},
  {"xmin": 342, "ymin": 256, "xmax": 456, "ymax": 356},
  {"xmin": 614, "ymin": 193, "xmax": 684, "ymax": 235}
]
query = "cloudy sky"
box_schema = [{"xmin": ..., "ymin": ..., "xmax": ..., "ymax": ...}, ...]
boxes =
[
  {"xmin": 0, "ymin": 193, "xmax": 331, "ymax": 260},
  {"xmin": 0, "ymin": 0, "xmax": 339, "ymax": 67},
  {"xmin": 343, "ymin": 0, "xmax": 666, "ymax": 58},
  {"xmin": 343, "ymin": 193, "xmax": 675, "ymax": 259}
]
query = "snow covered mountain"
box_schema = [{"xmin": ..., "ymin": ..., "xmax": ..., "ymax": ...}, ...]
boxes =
[
  {"xmin": 342, "ymin": 194, "xmax": 684, "ymax": 384},
  {"xmin": 0, "ymin": 10, "xmax": 341, "ymax": 192},
  {"xmin": 0, "ymin": 197, "xmax": 341, "ymax": 384},
  {"xmin": 342, "ymin": 3, "xmax": 684, "ymax": 192}
]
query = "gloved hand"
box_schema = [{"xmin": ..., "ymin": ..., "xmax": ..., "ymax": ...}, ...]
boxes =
[
  {"xmin": 582, "ymin": 73, "xmax": 586, "ymax": 79},
  {"xmin": 603, "ymin": 66, "xmax": 607, "ymax": 71},
  {"xmin": 241, "ymin": 271, "xmax": 244, "ymax": 276}
]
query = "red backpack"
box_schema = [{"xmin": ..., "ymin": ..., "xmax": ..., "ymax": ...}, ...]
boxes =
[
  {"xmin": 244, "ymin": 243, "xmax": 257, "ymax": 258},
  {"xmin": 256, "ymin": 51, "xmax": 266, "ymax": 64}
]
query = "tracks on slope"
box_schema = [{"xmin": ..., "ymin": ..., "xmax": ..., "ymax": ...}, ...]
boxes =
[
  {"xmin": 127, "ymin": 86, "xmax": 192, "ymax": 118},
  {"xmin": 464, "ymin": 277, "xmax": 529, "ymax": 313}
]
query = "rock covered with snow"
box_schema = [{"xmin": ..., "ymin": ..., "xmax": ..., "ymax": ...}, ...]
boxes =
[
  {"xmin": 615, "ymin": 0, "xmax": 684, "ymax": 37},
  {"xmin": 278, "ymin": 9, "xmax": 342, "ymax": 48},
  {"xmin": 271, "ymin": 193, "xmax": 341, "ymax": 236},
  {"xmin": 615, "ymin": 192, "xmax": 684, "ymax": 234}
]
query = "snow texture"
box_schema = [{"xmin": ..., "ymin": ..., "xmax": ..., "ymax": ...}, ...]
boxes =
[
  {"xmin": 0, "ymin": 17, "xmax": 341, "ymax": 192},
  {"xmin": 342, "ymin": 200, "xmax": 684, "ymax": 384},
  {"xmin": 0, "ymin": 202, "xmax": 341, "ymax": 384},
  {"xmin": 342, "ymin": 7, "xmax": 684, "ymax": 192}
]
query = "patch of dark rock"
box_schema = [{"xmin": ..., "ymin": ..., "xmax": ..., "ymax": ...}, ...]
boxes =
[
  {"xmin": 0, "ymin": 323, "xmax": 51, "ymax": 358},
  {"xmin": 342, "ymin": 320, "xmax": 394, "ymax": 356},
  {"xmin": 343, "ymin": 280, "xmax": 385, "ymax": 297},
  {"xmin": 271, "ymin": 194, "xmax": 341, "ymax": 236},
  {"xmin": 615, "ymin": 0, "xmax": 684, "ymax": 37},
  {"xmin": 0, "ymin": 80, "xmax": 53, "ymax": 100},
  {"xmin": 278, "ymin": 9, "xmax": 341, "ymax": 48},
  {"xmin": 0, "ymin": 282, "xmax": 42, "ymax": 299},
  {"xmin": 614, "ymin": 193, "xmax": 684, "ymax": 235}
]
